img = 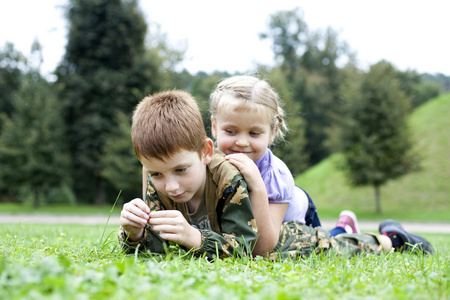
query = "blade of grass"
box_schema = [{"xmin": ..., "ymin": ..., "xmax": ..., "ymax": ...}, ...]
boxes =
[{"xmin": 98, "ymin": 190, "xmax": 121, "ymax": 249}]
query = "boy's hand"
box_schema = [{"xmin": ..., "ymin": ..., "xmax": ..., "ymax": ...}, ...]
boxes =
[
  {"xmin": 120, "ymin": 198, "xmax": 150, "ymax": 242},
  {"xmin": 225, "ymin": 153, "xmax": 264, "ymax": 192},
  {"xmin": 149, "ymin": 210, "xmax": 202, "ymax": 249}
]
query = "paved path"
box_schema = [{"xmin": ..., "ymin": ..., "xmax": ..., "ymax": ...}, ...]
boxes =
[{"xmin": 1, "ymin": 214, "xmax": 449, "ymax": 233}]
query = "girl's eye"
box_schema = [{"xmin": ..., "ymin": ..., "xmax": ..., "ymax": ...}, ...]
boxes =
[
  {"xmin": 250, "ymin": 131, "xmax": 261, "ymax": 136},
  {"xmin": 225, "ymin": 129, "xmax": 235, "ymax": 134},
  {"xmin": 150, "ymin": 173, "xmax": 161, "ymax": 178}
]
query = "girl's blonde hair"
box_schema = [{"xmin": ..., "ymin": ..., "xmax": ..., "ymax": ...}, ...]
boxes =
[{"xmin": 210, "ymin": 75, "xmax": 287, "ymax": 142}]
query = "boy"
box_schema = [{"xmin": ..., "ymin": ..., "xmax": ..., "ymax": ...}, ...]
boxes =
[{"xmin": 118, "ymin": 90, "xmax": 258, "ymax": 259}]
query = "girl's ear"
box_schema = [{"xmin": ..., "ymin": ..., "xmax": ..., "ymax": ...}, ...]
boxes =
[
  {"xmin": 269, "ymin": 125, "xmax": 278, "ymax": 145},
  {"xmin": 202, "ymin": 138, "xmax": 214, "ymax": 165},
  {"xmin": 210, "ymin": 115, "xmax": 217, "ymax": 139}
]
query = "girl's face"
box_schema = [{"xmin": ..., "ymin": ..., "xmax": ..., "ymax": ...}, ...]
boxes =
[{"xmin": 211, "ymin": 107, "xmax": 276, "ymax": 162}]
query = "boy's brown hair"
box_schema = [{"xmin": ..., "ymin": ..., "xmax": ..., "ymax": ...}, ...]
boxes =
[{"xmin": 132, "ymin": 90, "xmax": 207, "ymax": 161}]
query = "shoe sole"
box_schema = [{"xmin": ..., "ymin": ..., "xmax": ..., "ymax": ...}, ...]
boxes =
[
  {"xmin": 381, "ymin": 224, "xmax": 434, "ymax": 254},
  {"xmin": 339, "ymin": 210, "xmax": 360, "ymax": 234}
]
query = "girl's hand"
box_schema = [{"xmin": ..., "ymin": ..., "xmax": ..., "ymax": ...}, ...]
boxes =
[
  {"xmin": 225, "ymin": 153, "xmax": 264, "ymax": 192},
  {"xmin": 149, "ymin": 210, "xmax": 202, "ymax": 249},
  {"xmin": 226, "ymin": 153, "xmax": 278, "ymax": 255},
  {"xmin": 120, "ymin": 198, "xmax": 150, "ymax": 242}
]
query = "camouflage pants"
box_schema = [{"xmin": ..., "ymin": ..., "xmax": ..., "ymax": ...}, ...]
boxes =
[{"xmin": 270, "ymin": 221, "xmax": 384, "ymax": 260}]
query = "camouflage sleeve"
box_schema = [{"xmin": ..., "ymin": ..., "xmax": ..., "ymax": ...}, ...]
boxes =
[
  {"xmin": 193, "ymin": 179, "xmax": 258, "ymax": 260},
  {"xmin": 118, "ymin": 224, "xmax": 168, "ymax": 254},
  {"xmin": 118, "ymin": 179, "xmax": 169, "ymax": 254},
  {"xmin": 119, "ymin": 176, "xmax": 258, "ymax": 259}
]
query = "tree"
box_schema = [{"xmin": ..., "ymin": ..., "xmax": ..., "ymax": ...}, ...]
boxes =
[
  {"xmin": 395, "ymin": 69, "xmax": 440, "ymax": 109},
  {"xmin": 0, "ymin": 72, "xmax": 69, "ymax": 207},
  {"xmin": 424, "ymin": 73, "xmax": 450, "ymax": 93},
  {"xmin": 188, "ymin": 71, "xmax": 231, "ymax": 134},
  {"xmin": 101, "ymin": 111, "xmax": 141, "ymax": 201},
  {"xmin": 259, "ymin": 8, "xmax": 307, "ymax": 81},
  {"xmin": 265, "ymin": 67, "xmax": 307, "ymax": 175},
  {"xmin": 0, "ymin": 43, "xmax": 27, "ymax": 125},
  {"xmin": 56, "ymin": 0, "xmax": 163, "ymax": 205},
  {"xmin": 340, "ymin": 61, "xmax": 419, "ymax": 214},
  {"xmin": 261, "ymin": 9, "xmax": 352, "ymax": 167}
]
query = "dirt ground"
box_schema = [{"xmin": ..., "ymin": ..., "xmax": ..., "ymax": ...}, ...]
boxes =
[{"xmin": 1, "ymin": 214, "xmax": 449, "ymax": 233}]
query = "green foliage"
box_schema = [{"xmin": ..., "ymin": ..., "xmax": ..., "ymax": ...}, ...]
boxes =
[
  {"xmin": 145, "ymin": 23, "xmax": 186, "ymax": 91},
  {"xmin": 292, "ymin": 68, "xmax": 336, "ymax": 165},
  {"xmin": 260, "ymin": 7, "xmax": 307, "ymax": 79},
  {"xmin": 261, "ymin": 8, "xmax": 353, "ymax": 167},
  {"xmin": 260, "ymin": 8, "xmax": 440, "ymax": 170},
  {"xmin": 0, "ymin": 74, "xmax": 70, "ymax": 207},
  {"xmin": 395, "ymin": 69, "xmax": 441, "ymax": 108},
  {"xmin": 1, "ymin": 5, "xmax": 446, "ymax": 209},
  {"xmin": 0, "ymin": 43, "xmax": 26, "ymax": 124},
  {"xmin": 339, "ymin": 61, "xmax": 419, "ymax": 213},
  {"xmin": 266, "ymin": 67, "xmax": 308, "ymax": 175},
  {"xmin": 12, "ymin": 184, "xmax": 77, "ymax": 207},
  {"xmin": 296, "ymin": 93, "xmax": 450, "ymax": 220},
  {"xmin": 0, "ymin": 224, "xmax": 448, "ymax": 299},
  {"xmin": 424, "ymin": 72, "xmax": 450, "ymax": 93},
  {"xmin": 46, "ymin": 184, "xmax": 78, "ymax": 205},
  {"xmin": 56, "ymin": 0, "xmax": 163, "ymax": 204},
  {"xmin": 101, "ymin": 112, "xmax": 141, "ymax": 200},
  {"xmin": 188, "ymin": 71, "xmax": 230, "ymax": 136}
]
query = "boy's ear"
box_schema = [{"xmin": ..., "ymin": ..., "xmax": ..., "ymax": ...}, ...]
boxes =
[
  {"xmin": 202, "ymin": 138, "xmax": 214, "ymax": 165},
  {"xmin": 210, "ymin": 115, "xmax": 217, "ymax": 139}
]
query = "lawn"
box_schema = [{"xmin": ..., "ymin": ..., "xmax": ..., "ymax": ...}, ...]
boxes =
[
  {"xmin": 0, "ymin": 223, "xmax": 448, "ymax": 299},
  {"xmin": 0, "ymin": 202, "xmax": 123, "ymax": 215}
]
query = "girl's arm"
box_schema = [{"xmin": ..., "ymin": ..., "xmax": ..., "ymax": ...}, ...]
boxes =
[{"xmin": 225, "ymin": 153, "xmax": 282, "ymax": 256}]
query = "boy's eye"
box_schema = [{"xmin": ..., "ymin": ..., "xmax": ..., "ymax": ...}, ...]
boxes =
[
  {"xmin": 150, "ymin": 173, "xmax": 161, "ymax": 178},
  {"xmin": 175, "ymin": 167, "xmax": 187, "ymax": 173},
  {"xmin": 250, "ymin": 131, "xmax": 261, "ymax": 136},
  {"xmin": 225, "ymin": 129, "xmax": 235, "ymax": 134}
]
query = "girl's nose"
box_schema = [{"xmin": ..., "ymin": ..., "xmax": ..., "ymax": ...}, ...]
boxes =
[{"xmin": 235, "ymin": 137, "xmax": 249, "ymax": 147}]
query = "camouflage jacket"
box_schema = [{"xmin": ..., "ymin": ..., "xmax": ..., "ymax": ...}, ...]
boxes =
[{"xmin": 118, "ymin": 150, "xmax": 258, "ymax": 260}]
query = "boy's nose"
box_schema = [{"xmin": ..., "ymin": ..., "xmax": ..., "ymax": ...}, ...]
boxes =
[{"xmin": 165, "ymin": 177, "xmax": 179, "ymax": 192}]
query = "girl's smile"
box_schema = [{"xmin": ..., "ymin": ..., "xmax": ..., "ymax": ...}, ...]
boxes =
[{"xmin": 212, "ymin": 107, "xmax": 276, "ymax": 162}]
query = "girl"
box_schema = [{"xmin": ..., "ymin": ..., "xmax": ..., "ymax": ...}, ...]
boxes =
[{"xmin": 209, "ymin": 75, "xmax": 358, "ymax": 253}]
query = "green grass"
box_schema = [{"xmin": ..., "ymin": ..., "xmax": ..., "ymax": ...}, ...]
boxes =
[
  {"xmin": 295, "ymin": 93, "xmax": 450, "ymax": 222},
  {"xmin": 0, "ymin": 223, "xmax": 448, "ymax": 299},
  {"xmin": 0, "ymin": 202, "xmax": 122, "ymax": 215}
]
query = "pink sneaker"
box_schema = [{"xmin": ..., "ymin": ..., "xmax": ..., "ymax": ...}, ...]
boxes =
[{"xmin": 335, "ymin": 210, "xmax": 360, "ymax": 234}]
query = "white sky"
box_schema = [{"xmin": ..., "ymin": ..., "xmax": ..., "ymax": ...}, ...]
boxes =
[{"xmin": 1, "ymin": 0, "xmax": 449, "ymax": 79}]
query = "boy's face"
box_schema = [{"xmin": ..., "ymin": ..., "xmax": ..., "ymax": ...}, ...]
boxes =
[
  {"xmin": 141, "ymin": 141, "xmax": 213, "ymax": 206},
  {"xmin": 211, "ymin": 108, "xmax": 276, "ymax": 162}
]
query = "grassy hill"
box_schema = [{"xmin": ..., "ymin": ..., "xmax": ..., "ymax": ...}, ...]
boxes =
[{"xmin": 295, "ymin": 93, "xmax": 450, "ymax": 222}]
